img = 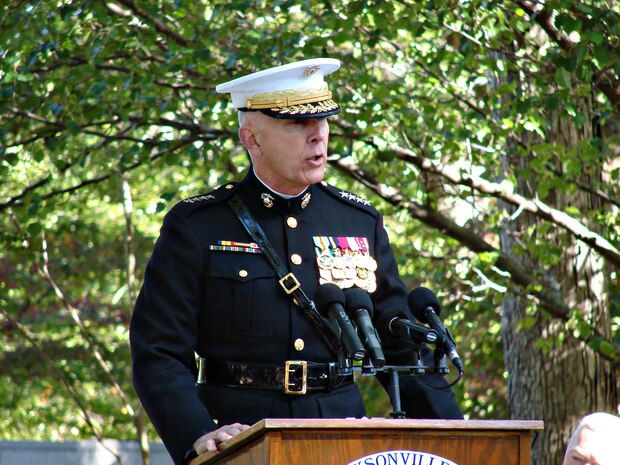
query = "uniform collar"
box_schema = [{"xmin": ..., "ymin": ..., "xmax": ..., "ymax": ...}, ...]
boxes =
[{"xmin": 239, "ymin": 169, "xmax": 314, "ymax": 214}]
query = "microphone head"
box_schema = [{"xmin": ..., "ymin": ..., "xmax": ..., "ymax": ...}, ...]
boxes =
[
  {"xmin": 344, "ymin": 288, "xmax": 374, "ymax": 318},
  {"xmin": 313, "ymin": 283, "xmax": 345, "ymax": 315},
  {"xmin": 407, "ymin": 287, "xmax": 442, "ymax": 322},
  {"xmin": 376, "ymin": 308, "xmax": 406, "ymax": 339}
]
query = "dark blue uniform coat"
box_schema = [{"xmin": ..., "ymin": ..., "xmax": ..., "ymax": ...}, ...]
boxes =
[{"xmin": 130, "ymin": 170, "xmax": 462, "ymax": 465}]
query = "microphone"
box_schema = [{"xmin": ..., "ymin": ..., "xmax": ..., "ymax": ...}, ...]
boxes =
[
  {"xmin": 344, "ymin": 288, "xmax": 385, "ymax": 368},
  {"xmin": 407, "ymin": 287, "xmax": 464, "ymax": 373},
  {"xmin": 377, "ymin": 309, "xmax": 439, "ymax": 344},
  {"xmin": 314, "ymin": 283, "xmax": 366, "ymax": 361}
]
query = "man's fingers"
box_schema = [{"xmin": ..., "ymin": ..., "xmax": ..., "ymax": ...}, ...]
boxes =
[
  {"xmin": 215, "ymin": 431, "xmax": 233, "ymax": 442},
  {"xmin": 227, "ymin": 423, "xmax": 250, "ymax": 435},
  {"xmin": 194, "ymin": 423, "xmax": 252, "ymax": 454},
  {"xmin": 205, "ymin": 438, "xmax": 218, "ymax": 453}
]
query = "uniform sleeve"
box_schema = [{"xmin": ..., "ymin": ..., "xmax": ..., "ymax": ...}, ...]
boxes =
[
  {"xmin": 369, "ymin": 213, "xmax": 409, "ymax": 324},
  {"xmin": 130, "ymin": 209, "xmax": 217, "ymax": 465},
  {"xmin": 370, "ymin": 214, "xmax": 463, "ymax": 419}
]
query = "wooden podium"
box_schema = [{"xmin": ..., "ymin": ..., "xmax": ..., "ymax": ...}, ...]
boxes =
[{"xmin": 188, "ymin": 418, "xmax": 543, "ymax": 465}]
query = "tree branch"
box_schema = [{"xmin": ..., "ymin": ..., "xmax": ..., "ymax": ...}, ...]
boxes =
[
  {"xmin": 513, "ymin": 0, "xmax": 620, "ymax": 108},
  {"xmin": 0, "ymin": 308, "xmax": 127, "ymax": 465},
  {"xmin": 329, "ymin": 156, "xmax": 620, "ymax": 363},
  {"xmin": 384, "ymin": 142, "xmax": 620, "ymax": 268},
  {"xmin": 347, "ymin": 8, "xmax": 620, "ymax": 211},
  {"xmin": 329, "ymin": 119, "xmax": 620, "ymax": 269},
  {"xmin": 106, "ymin": 0, "xmax": 191, "ymax": 48},
  {"xmin": 118, "ymin": 172, "xmax": 152, "ymax": 465},
  {"xmin": 0, "ymin": 132, "xmax": 231, "ymax": 212}
]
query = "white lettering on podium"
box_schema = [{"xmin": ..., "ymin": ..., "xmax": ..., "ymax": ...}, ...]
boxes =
[{"xmin": 346, "ymin": 450, "xmax": 458, "ymax": 465}]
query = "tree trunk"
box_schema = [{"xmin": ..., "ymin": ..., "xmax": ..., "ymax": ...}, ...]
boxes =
[{"xmin": 500, "ymin": 96, "xmax": 618, "ymax": 465}]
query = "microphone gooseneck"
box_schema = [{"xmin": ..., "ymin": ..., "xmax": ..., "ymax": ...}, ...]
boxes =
[
  {"xmin": 314, "ymin": 283, "xmax": 366, "ymax": 361},
  {"xmin": 407, "ymin": 287, "xmax": 464, "ymax": 373},
  {"xmin": 345, "ymin": 288, "xmax": 385, "ymax": 368}
]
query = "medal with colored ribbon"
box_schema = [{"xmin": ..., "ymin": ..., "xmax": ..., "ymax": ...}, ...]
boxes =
[{"xmin": 313, "ymin": 236, "xmax": 377, "ymax": 292}]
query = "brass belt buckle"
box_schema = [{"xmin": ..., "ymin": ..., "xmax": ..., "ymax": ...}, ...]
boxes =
[
  {"xmin": 279, "ymin": 273, "xmax": 300, "ymax": 295},
  {"xmin": 284, "ymin": 360, "xmax": 307, "ymax": 395}
]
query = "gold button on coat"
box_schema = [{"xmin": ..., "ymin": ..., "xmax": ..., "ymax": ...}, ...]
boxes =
[
  {"xmin": 238, "ymin": 269, "xmax": 248, "ymax": 278},
  {"xmin": 294, "ymin": 338, "xmax": 305, "ymax": 351},
  {"xmin": 291, "ymin": 254, "xmax": 302, "ymax": 265},
  {"xmin": 287, "ymin": 217, "xmax": 298, "ymax": 228}
]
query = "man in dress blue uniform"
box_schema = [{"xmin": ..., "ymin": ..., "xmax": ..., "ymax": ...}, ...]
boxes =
[{"xmin": 130, "ymin": 58, "xmax": 462, "ymax": 465}]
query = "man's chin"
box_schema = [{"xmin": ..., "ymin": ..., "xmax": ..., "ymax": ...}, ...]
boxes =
[{"xmin": 306, "ymin": 167, "xmax": 325, "ymax": 185}]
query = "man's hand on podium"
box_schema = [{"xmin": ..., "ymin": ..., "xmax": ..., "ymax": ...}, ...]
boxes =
[{"xmin": 193, "ymin": 423, "xmax": 251, "ymax": 455}]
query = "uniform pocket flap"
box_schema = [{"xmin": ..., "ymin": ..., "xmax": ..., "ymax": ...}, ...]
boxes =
[{"xmin": 210, "ymin": 253, "xmax": 275, "ymax": 282}]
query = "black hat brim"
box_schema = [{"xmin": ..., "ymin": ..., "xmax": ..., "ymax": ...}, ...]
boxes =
[{"xmin": 239, "ymin": 100, "xmax": 341, "ymax": 119}]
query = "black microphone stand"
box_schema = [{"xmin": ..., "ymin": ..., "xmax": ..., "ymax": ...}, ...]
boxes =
[
  {"xmin": 433, "ymin": 347, "xmax": 450, "ymax": 375},
  {"xmin": 382, "ymin": 339, "xmax": 457, "ymax": 419},
  {"xmin": 386, "ymin": 367, "xmax": 406, "ymax": 419},
  {"xmin": 337, "ymin": 348, "xmax": 353, "ymax": 377},
  {"xmin": 361, "ymin": 355, "xmax": 378, "ymax": 376}
]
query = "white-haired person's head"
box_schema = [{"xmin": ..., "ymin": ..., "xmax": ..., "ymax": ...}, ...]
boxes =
[{"xmin": 563, "ymin": 412, "xmax": 620, "ymax": 465}]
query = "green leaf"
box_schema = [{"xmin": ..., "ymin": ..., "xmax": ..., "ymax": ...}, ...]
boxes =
[
  {"xmin": 598, "ymin": 340, "xmax": 617, "ymax": 358},
  {"xmin": 555, "ymin": 66, "xmax": 572, "ymax": 88},
  {"xmin": 1, "ymin": 0, "xmax": 617, "ymax": 440},
  {"xmin": 478, "ymin": 251, "xmax": 499, "ymax": 264}
]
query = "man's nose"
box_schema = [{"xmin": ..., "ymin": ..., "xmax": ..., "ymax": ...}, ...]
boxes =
[{"xmin": 308, "ymin": 119, "xmax": 328, "ymax": 143}]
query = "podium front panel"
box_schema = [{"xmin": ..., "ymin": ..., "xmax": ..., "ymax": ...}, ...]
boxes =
[{"xmin": 190, "ymin": 419, "xmax": 543, "ymax": 465}]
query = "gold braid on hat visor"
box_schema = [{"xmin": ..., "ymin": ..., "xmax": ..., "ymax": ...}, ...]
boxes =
[{"xmin": 245, "ymin": 86, "xmax": 339, "ymax": 115}]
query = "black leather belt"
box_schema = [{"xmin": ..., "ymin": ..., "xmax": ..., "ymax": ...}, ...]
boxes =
[{"xmin": 197, "ymin": 360, "xmax": 354, "ymax": 395}]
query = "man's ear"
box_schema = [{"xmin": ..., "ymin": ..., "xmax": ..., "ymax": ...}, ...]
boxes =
[{"xmin": 239, "ymin": 126, "xmax": 262, "ymax": 157}]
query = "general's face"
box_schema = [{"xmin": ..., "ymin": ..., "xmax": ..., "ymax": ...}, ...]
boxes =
[
  {"xmin": 241, "ymin": 113, "xmax": 329, "ymax": 195},
  {"xmin": 563, "ymin": 426, "xmax": 614, "ymax": 465}
]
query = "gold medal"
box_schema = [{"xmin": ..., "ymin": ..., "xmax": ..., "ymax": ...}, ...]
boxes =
[
  {"xmin": 365, "ymin": 255, "xmax": 378, "ymax": 272},
  {"xmin": 319, "ymin": 268, "xmax": 332, "ymax": 281},
  {"xmin": 344, "ymin": 265, "xmax": 356, "ymax": 279},
  {"xmin": 317, "ymin": 252, "xmax": 334, "ymax": 270},
  {"xmin": 332, "ymin": 255, "xmax": 345, "ymax": 269},
  {"xmin": 332, "ymin": 268, "xmax": 346, "ymax": 280}
]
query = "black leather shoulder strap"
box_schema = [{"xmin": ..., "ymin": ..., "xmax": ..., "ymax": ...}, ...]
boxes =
[{"xmin": 227, "ymin": 196, "xmax": 339, "ymax": 355}]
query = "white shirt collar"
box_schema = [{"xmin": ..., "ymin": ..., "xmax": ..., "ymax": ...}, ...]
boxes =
[{"xmin": 253, "ymin": 167, "xmax": 308, "ymax": 199}]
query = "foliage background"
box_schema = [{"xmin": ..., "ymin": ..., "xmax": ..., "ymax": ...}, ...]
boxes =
[{"xmin": 1, "ymin": 1, "xmax": 618, "ymax": 464}]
